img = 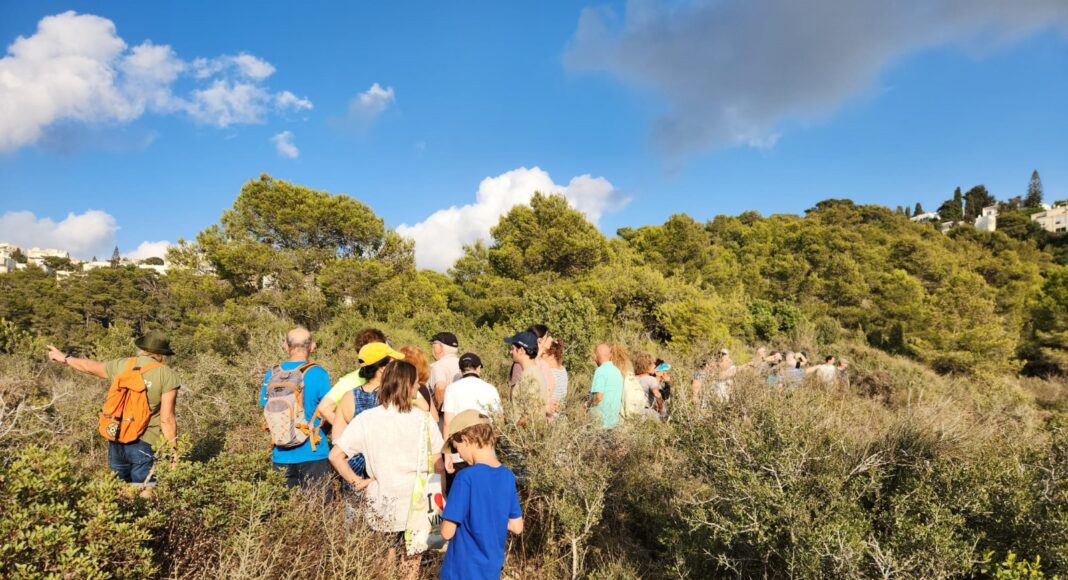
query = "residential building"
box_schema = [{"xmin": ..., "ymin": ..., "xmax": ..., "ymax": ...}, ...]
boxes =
[
  {"xmin": 83, "ymin": 260, "xmax": 113, "ymax": 271},
  {"xmin": 975, "ymin": 206, "xmax": 998, "ymax": 232},
  {"xmin": 910, "ymin": 211, "xmax": 940, "ymax": 223},
  {"xmin": 1031, "ymin": 204, "xmax": 1068, "ymax": 233}
]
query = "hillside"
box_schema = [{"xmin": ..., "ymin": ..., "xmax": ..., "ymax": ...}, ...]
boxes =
[{"xmin": 2, "ymin": 175, "xmax": 1068, "ymax": 578}]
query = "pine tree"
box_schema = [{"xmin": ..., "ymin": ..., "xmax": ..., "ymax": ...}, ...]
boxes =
[
  {"xmin": 1025, "ymin": 170, "xmax": 1044, "ymax": 209},
  {"xmin": 914, "ymin": 202, "xmax": 924, "ymax": 216},
  {"xmin": 905, "ymin": 206, "xmax": 912, "ymax": 218},
  {"xmin": 964, "ymin": 185, "xmax": 996, "ymax": 221},
  {"xmin": 938, "ymin": 188, "xmax": 964, "ymax": 222},
  {"xmin": 110, "ymin": 246, "xmax": 121, "ymax": 267},
  {"xmin": 896, "ymin": 206, "xmax": 904, "ymax": 215}
]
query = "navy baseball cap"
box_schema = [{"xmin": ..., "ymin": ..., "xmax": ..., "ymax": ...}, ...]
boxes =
[{"xmin": 504, "ymin": 331, "xmax": 537, "ymax": 350}]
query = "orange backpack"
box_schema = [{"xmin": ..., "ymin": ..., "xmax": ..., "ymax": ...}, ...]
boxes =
[{"xmin": 99, "ymin": 358, "xmax": 160, "ymax": 443}]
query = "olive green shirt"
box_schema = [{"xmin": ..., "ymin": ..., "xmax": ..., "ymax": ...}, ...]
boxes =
[{"xmin": 104, "ymin": 356, "xmax": 180, "ymax": 448}]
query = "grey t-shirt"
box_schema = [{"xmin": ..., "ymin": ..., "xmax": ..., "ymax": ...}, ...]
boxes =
[{"xmin": 638, "ymin": 374, "xmax": 660, "ymax": 408}]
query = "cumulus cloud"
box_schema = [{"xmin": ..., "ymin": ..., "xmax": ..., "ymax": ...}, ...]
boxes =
[
  {"xmin": 272, "ymin": 131, "xmax": 299, "ymax": 158},
  {"xmin": 348, "ymin": 83, "xmax": 395, "ymax": 124},
  {"xmin": 275, "ymin": 90, "xmax": 313, "ymax": 112},
  {"xmin": 126, "ymin": 240, "xmax": 171, "ymax": 261},
  {"xmin": 564, "ymin": 0, "xmax": 1068, "ymax": 159},
  {"xmin": 0, "ymin": 209, "xmax": 117, "ymax": 260},
  {"xmin": 396, "ymin": 167, "xmax": 627, "ymax": 272},
  {"xmin": 0, "ymin": 11, "xmax": 313, "ymax": 152}
]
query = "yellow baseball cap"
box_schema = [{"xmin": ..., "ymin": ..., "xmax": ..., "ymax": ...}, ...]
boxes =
[{"xmin": 358, "ymin": 342, "xmax": 405, "ymax": 367}]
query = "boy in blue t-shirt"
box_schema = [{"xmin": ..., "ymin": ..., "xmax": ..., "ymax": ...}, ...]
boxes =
[{"xmin": 439, "ymin": 410, "xmax": 523, "ymax": 580}]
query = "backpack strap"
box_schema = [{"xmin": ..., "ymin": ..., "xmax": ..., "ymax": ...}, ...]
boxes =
[{"xmin": 293, "ymin": 362, "xmax": 322, "ymax": 451}]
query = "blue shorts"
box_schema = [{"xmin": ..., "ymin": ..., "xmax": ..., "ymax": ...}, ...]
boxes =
[{"xmin": 108, "ymin": 440, "xmax": 156, "ymax": 485}]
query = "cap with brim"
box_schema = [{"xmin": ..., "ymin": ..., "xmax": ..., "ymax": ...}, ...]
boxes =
[
  {"xmin": 135, "ymin": 330, "xmax": 174, "ymax": 356},
  {"xmin": 655, "ymin": 363, "xmax": 671, "ymax": 372},
  {"xmin": 430, "ymin": 332, "xmax": 459, "ymax": 348},
  {"xmin": 458, "ymin": 352, "xmax": 482, "ymax": 370},
  {"xmin": 503, "ymin": 331, "xmax": 537, "ymax": 351},
  {"xmin": 441, "ymin": 409, "xmax": 493, "ymax": 454},
  {"xmin": 358, "ymin": 342, "xmax": 405, "ymax": 367}
]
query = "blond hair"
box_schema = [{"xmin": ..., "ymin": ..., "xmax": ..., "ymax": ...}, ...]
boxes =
[{"xmin": 610, "ymin": 342, "xmax": 633, "ymax": 375}]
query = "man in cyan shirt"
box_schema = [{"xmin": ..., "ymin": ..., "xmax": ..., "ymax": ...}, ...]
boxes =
[{"xmin": 588, "ymin": 343, "xmax": 623, "ymax": 429}]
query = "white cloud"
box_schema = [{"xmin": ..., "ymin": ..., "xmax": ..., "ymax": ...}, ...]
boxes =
[
  {"xmin": 184, "ymin": 80, "xmax": 271, "ymax": 127},
  {"xmin": 565, "ymin": 0, "xmax": 1068, "ymax": 159},
  {"xmin": 348, "ymin": 83, "xmax": 395, "ymax": 123},
  {"xmin": 0, "ymin": 209, "xmax": 117, "ymax": 260},
  {"xmin": 397, "ymin": 167, "xmax": 627, "ymax": 272},
  {"xmin": 126, "ymin": 240, "xmax": 171, "ymax": 261},
  {"xmin": 0, "ymin": 11, "xmax": 313, "ymax": 152},
  {"xmin": 272, "ymin": 131, "xmax": 299, "ymax": 158},
  {"xmin": 275, "ymin": 90, "xmax": 313, "ymax": 112},
  {"xmin": 191, "ymin": 53, "xmax": 275, "ymax": 80}
]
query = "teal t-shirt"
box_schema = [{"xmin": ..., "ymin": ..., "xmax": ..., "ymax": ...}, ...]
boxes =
[{"xmin": 589, "ymin": 361, "xmax": 624, "ymax": 429}]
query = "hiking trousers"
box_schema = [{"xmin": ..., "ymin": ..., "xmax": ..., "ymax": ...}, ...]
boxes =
[{"xmin": 108, "ymin": 440, "xmax": 156, "ymax": 484}]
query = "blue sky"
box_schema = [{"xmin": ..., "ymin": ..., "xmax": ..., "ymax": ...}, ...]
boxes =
[{"xmin": 1, "ymin": 1, "xmax": 1066, "ymax": 269}]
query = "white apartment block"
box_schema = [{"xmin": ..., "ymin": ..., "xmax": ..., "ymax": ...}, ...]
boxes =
[
  {"xmin": 975, "ymin": 206, "xmax": 998, "ymax": 233},
  {"xmin": 1031, "ymin": 204, "xmax": 1068, "ymax": 233}
]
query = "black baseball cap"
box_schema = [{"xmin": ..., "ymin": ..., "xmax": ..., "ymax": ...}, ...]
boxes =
[
  {"xmin": 458, "ymin": 352, "xmax": 482, "ymax": 370},
  {"xmin": 430, "ymin": 332, "xmax": 459, "ymax": 348}
]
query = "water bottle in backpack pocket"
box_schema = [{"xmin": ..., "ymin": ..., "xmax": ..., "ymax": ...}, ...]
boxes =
[{"xmin": 263, "ymin": 363, "xmax": 321, "ymax": 450}]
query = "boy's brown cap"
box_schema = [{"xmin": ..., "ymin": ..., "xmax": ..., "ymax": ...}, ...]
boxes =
[{"xmin": 441, "ymin": 409, "xmax": 492, "ymax": 454}]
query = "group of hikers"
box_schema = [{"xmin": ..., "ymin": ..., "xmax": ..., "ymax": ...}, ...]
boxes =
[{"xmin": 45, "ymin": 325, "xmax": 850, "ymax": 579}]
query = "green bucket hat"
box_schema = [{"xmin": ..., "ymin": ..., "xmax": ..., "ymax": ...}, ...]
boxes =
[{"xmin": 135, "ymin": 330, "xmax": 174, "ymax": 356}]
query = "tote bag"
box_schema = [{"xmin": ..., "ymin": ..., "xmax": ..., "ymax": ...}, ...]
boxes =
[{"xmin": 404, "ymin": 412, "xmax": 445, "ymax": 555}]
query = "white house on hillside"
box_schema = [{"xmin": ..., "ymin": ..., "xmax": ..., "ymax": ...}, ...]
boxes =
[
  {"xmin": 910, "ymin": 211, "xmax": 940, "ymax": 223},
  {"xmin": 975, "ymin": 206, "xmax": 998, "ymax": 232},
  {"xmin": 1031, "ymin": 204, "xmax": 1068, "ymax": 233}
]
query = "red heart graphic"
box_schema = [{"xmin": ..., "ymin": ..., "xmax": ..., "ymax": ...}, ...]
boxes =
[{"xmin": 434, "ymin": 493, "xmax": 445, "ymax": 511}]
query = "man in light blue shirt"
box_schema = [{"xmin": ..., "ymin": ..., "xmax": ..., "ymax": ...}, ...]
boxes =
[
  {"xmin": 588, "ymin": 343, "xmax": 624, "ymax": 429},
  {"xmin": 259, "ymin": 327, "xmax": 332, "ymax": 489}
]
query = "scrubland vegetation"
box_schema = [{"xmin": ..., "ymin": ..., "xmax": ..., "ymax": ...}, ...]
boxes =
[{"xmin": 2, "ymin": 174, "xmax": 1067, "ymax": 578}]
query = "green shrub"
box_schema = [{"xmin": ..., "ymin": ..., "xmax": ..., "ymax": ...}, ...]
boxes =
[{"xmin": 0, "ymin": 446, "xmax": 156, "ymax": 578}]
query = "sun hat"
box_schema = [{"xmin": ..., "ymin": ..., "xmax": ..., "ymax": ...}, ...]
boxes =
[
  {"xmin": 358, "ymin": 342, "xmax": 405, "ymax": 367},
  {"xmin": 135, "ymin": 330, "xmax": 174, "ymax": 356},
  {"xmin": 440, "ymin": 409, "xmax": 492, "ymax": 454}
]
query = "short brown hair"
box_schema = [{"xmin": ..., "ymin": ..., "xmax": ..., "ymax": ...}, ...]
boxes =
[
  {"xmin": 354, "ymin": 328, "xmax": 387, "ymax": 352},
  {"xmin": 379, "ymin": 360, "xmax": 416, "ymax": 412},
  {"xmin": 450, "ymin": 422, "xmax": 496, "ymax": 450},
  {"xmin": 399, "ymin": 346, "xmax": 431, "ymax": 385}
]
